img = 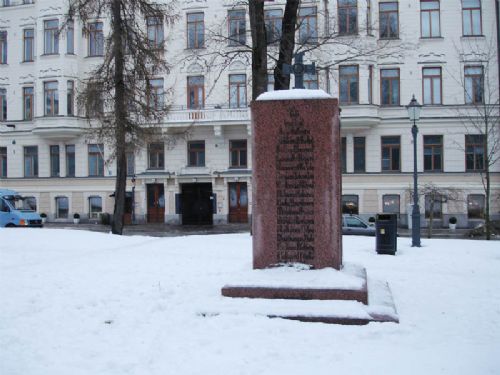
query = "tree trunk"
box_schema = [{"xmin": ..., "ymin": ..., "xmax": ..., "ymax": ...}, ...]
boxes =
[
  {"xmin": 484, "ymin": 114, "xmax": 491, "ymax": 240},
  {"xmin": 249, "ymin": 0, "xmax": 267, "ymax": 100},
  {"xmin": 427, "ymin": 198, "xmax": 434, "ymax": 239},
  {"xmin": 274, "ymin": 0, "xmax": 300, "ymax": 90},
  {"xmin": 111, "ymin": 0, "xmax": 127, "ymax": 235}
]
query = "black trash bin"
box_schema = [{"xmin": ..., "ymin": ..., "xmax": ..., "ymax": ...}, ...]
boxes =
[{"xmin": 375, "ymin": 213, "xmax": 397, "ymax": 255}]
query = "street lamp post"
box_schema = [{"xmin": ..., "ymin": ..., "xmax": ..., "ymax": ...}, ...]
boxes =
[{"xmin": 406, "ymin": 95, "xmax": 422, "ymax": 247}]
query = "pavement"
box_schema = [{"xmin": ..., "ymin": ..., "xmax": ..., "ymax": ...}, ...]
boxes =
[{"xmin": 40, "ymin": 222, "xmax": 498, "ymax": 240}]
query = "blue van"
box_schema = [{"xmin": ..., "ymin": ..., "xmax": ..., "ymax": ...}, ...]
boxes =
[{"xmin": 0, "ymin": 189, "xmax": 43, "ymax": 227}]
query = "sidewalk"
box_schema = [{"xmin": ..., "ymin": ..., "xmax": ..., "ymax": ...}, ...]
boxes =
[{"xmin": 40, "ymin": 222, "xmax": 498, "ymax": 240}]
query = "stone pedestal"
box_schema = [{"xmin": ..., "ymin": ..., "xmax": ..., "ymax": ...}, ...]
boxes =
[{"xmin": 251, "ymin": 92, "xmax": 342, "ymax": 269}]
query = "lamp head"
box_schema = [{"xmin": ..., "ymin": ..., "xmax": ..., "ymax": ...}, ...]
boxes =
[{"xmin": 406, "ymin": 95, "xmax": 422, "ymax": 122}]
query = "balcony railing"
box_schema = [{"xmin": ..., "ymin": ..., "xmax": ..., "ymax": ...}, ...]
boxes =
[{"xmin": 165, "ymin": 106, "xmax": 250, "ymax": 124}]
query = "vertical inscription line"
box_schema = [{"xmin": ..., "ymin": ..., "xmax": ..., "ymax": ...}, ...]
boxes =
[{"xmin": 276, "ymin": 108, "xmax": 315, "ymax": 264}]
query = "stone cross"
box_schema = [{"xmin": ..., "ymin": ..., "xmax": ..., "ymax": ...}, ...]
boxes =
[{"xmin": 282, "ymin": 52, "xmax": 316, "ymax": 89}]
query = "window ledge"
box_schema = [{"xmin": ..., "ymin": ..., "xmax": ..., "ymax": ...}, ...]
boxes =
[
  {"xmin": 419, "ymin": 36, "xmax": 444, "ymax": 40},
  {"xmin": 378, "ymin": 37, "xmax": 400, "ymax": 41},
  {"xmin": 461, "ymin": 35, "xmax": 485, "ymax": 38},
  {"xmin": 85, "ymin": 55, "xmax": 104, "ymax": 58},
  {"xmin": 40, "ymin": 53, "xmax": 60, "ymax": 57}
]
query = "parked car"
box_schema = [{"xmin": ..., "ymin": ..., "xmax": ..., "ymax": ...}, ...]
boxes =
[
  {"xmin": 0, "ymin": 189, "xmax": 43, "ymax": 227},
  {"xmin": 342, "ymin": 214, "xmax": 375, "ymax": 236}
]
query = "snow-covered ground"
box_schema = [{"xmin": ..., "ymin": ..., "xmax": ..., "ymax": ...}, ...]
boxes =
[{"xmin": 1, "ymin": 229, "xmax": 499, "ymax": 375}]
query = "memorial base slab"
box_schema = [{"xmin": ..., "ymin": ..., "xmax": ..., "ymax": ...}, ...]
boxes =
[{"xmin": 218, "ymin": 266, "xmax": 398, "ymax": 325}]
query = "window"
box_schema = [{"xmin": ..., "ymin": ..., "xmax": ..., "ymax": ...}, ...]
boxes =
[
  {"xmin": 0, "ymin": 147, "xmax": 6, "ymax": 177},
  {"xmin": 67, "ymin": 20, "xmax": 74, "ymax": 54},
  {"xmin": 299, "ymin": 7, "xmax": 317, "ymax": 43},
  {"xmin": 230, "ymin": 140, "xmax": 247, "ymax": 168},
  {"xmin": 187, "ymin": 13, "xmax": 204, "ymax": 49},
  {"xmin": 380, "ymin": 68, "xmax": 400, "ymax": 106},
  {"xmin": 338, "ymin": 0, "xmax": 357, "ymax": 35},
  {"xmin": 421, "ymin": 1, "xmax": 440, "ymax": 38},
  {"xmin": 265, "ymin": 9, "xmax": 282, "ymax": 44},
  {"xmin": 267, "ymin": 73, "xmax": 275, "ymax": 92},
  {"xmin": 44, "ymin": 81, "xmax": 59, "ymax": 116},
  {"xmin": 126, "ymin": 152, "xmax": 135, "ymax": 176},
  {"xmin": 89, "ymin": 196, "xmax": 102, "ymax": 219},
  {"xmin": 368, "ymin": 65, "xmax": 373, "ymax": 104},
  {"xmin": 462, "ymin": 0, "xmax": 482, "ymax": 36},
  {"xmin": 342, "ymin": 195, "xmax": 359, "ymax": 214},
  {"xmin": 24, "ymin": 146, "xmax": 38, "ymax": 177},
  {"xmin": 467, "ymin": 194, "xmax": 485, "ymax": 219},
  {"xmin": 464, "ymin": 66, "xmax": 484, "ymax": 104},
  {"xmin": 55, "ymin": 196, "xmax": 68, "ymax": 219},
  {"xmin": 381, "ymin": 136, "xmax": 400, "ymax": 171},
  {"xmin": 0, "ymin": 88, "xmax": 6, "ymax": 121},
  {"xmin": 366, "ymin": 0, "xmax": 372, "ymax": 35},
  {"xmin": 424, "ymin": 135, "xmax": 443, "ymax": 171},
  {"xmin": 88, "ymin": 22, "xmax": 104, "ymax": 56},
  {"xmin": 67, "ymin": 81, "xmax": 74, "ymax": 116},
  {"xmin": 228, "ymin": 10, "xmax": 246, "ymax": 46},
  {"xmin": 341, "ymin": 137, "xmax": 347, "ymax": 173},
  {"xmin": 187, "ymin": 76, "xmax": 204, "ymax": 109},
  {"xmin": 66, "ymin": 145, "xmax": 75, "ymax": 177},
  {"xmin": 339, "ymin": 65, "xmax": 359, "ymax": 104},
  {"xmin": 304, "ymin": 72, "xmax": 318, "ymax": 89},
  {"xmin": 44, "ymin": 20, "xmax": 59, "ymax": 54},
  {"xmin": 188, "ymin": 141, "xmax": 205, "ymax": 167},
  {"xmin": 50, "ymin": 145, "xmax": 60, "ymax": 177},
  {"xmin": 88, "ymin": 144, "xmax": 104, "ymax": 176},
  {"xmin": 147, "ymin": 16, "xmax": 164, "ymax": 49},
  {"xmin": 86, "ymin": 83, "xmax": 104, "ymax": 116},
  {"xmin": 425, "ymin": 194, "xmax": 442, "ymax": 218},
  {"xmin": 465, "ymin": 134, "xmax": 485, "ymax": 171},
  {"xmin": 423, "ymin": 67, "xmax": 442, "ymax": 105},
  {"xmin": 0, "ymin": 31, "xmax": 6, "ymax": 64},
  {"xmin": 24, "ymin": 196, "xmax": 36, "ymax": 211},
  {"xmin": 23, "ymin": 87, "xmax": 34, "ymax": 120},
  {"xmin": 148, "ymin": 143, "xmax": 164, "ymax": 169},
  {"xmin": 149, "ymin": 78, "xmax": 164, "ymax": 110},
  {"xmin": 383, "ymin": 195, "xmax": 400, "ymax": 214},
  {"xmin": 379, "ymin": 2, "xmax": 398, "ymax": 39},
  {"xmin": 23, "ymin": 29, "xmax": 34, "ymax": 62},
  {"xmin": 354, "ymin": 137, "xmax": 365, "ymax": 172},
  {"xmin": 229, "ymin": 74, "xmax": 247, "ymax": 108}
]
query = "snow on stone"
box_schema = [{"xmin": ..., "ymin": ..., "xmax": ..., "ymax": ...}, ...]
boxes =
[
  {"xmin": 256, "ymin": 89, "xmax": 332, "ymax": 101},
  {"xmin": 1, "ymin": 228, "xmax": 499, "ymax": 375}
]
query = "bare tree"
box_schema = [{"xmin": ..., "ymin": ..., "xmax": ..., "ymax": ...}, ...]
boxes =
[
  {"xmin": 406, "ymin": 184, "xmax": 463, "ymax": 238},
  {"xmin": 449, "ymin": 38, "xmax": 500, "ymax": 240},
  {"xmin": 197, "ymin": 1, "xmax": 410, "ymax": 99},
  {"xmin": 66, "ymin": 0, "xmax": 177, "ymax": 234}
]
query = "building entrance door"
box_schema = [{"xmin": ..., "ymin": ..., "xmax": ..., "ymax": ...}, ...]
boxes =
[
  {"xmin": 147, "ymin": 184, "xmax": 165, "ymax": 223},
  {"xmin": 181, "ymin": 183, "xmax": 213, "ymax": 225},
  {"xmin": 228, "ymin": 182, "xmax": 248, "ymax": 223}
]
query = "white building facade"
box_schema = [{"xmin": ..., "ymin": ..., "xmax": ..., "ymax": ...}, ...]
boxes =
[{"xmin": 0, "ymin": 0, "xmax": 499, "ymax": 227}]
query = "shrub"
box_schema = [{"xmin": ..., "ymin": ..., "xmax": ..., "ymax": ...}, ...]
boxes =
[
  {"xmin": 73, "ymin": 213, "xmax": 80, "ymax": 219},
  {"xmin": 40, "ymin": 213, "xmax": 47, "ymax": 218},
  {"xmin": 368, "ymin": 216, "xmax": 376, "ymax": 223},
  {"xmin": 100, "ymin": 213, "xmax": 111, "ymax": 225},
  {"xmin": 449, "ymin": 217, "xmax": 457, "ymax": 224}
]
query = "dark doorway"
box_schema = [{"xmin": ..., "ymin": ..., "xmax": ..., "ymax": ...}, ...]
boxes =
[
  {"xmin": 181, "ymin": 183, "xmax": 213, "ymax": 225},
  {"xmin": 147, "ymin": 184, "xmax": 165, "ymax": 223},
  {"xmin": 228, "ymin": 182, "xmax": 248, "ymax": 223},
  {"xmin": 124, "ymin": 194, "xmax": 133, "ymax": 225}
]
